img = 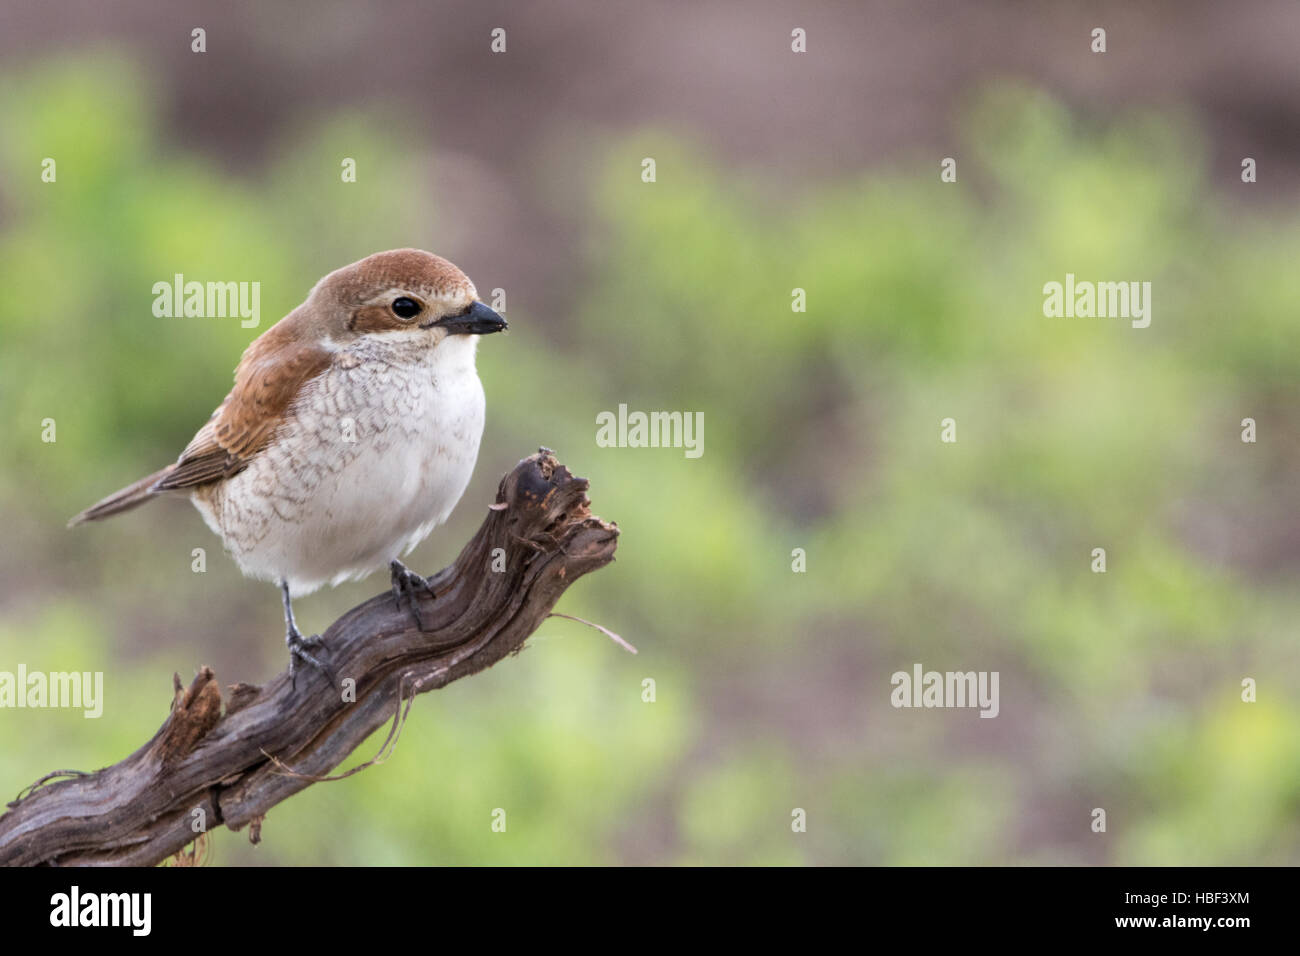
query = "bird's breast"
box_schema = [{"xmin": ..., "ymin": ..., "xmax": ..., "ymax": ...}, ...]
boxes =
[{"xmin": 198, "ymin": 341, "xmax": 487, "ymax": 592}]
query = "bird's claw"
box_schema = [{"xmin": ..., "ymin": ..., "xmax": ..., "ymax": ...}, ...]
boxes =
[
  {"xmin": 287, "ymin": 628, "xmax": 336, "ymax": 690},
  {"xmin": 390, "ymin": 559, "xmax": 436, "ymax": 631}
]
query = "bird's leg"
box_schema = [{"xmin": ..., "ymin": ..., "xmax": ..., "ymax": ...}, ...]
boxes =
[
  {"xmin": 280, "ymin": 581, "xmax": 336, "ymax": 689},
  {"xmin": 390, "ymin": 559, "xmax": 436, "ymax": 631}
]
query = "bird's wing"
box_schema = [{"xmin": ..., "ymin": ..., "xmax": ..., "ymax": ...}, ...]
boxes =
[
  {"xmin": 69, "ymin": 328, "xmax": 334, "ymax": 526},
  {"xmin": 152, "ymin": 334, "xmax": 333, "ymax": 491}
]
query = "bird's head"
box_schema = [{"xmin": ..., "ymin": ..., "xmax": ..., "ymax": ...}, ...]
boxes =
[{"xmin": 306, "ymin": 248, "xmax": 507, "ymax": 346}]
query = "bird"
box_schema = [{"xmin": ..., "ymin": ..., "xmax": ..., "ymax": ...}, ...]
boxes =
[{"xmin": 70, "ymin": 248, "xmax": 507, "ymax": 686}]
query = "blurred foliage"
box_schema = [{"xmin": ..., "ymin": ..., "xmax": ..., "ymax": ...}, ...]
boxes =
[{"xmin": 0, "ymin": 59, "xmax": 1297, "ymax": 865}]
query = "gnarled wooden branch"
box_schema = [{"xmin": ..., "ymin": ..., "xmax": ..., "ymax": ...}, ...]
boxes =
[{"xmin": 0, "ymin": 449, "xmax": 618, "ymax": 867}]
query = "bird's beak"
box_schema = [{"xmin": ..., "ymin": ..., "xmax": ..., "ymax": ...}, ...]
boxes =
[{"xmin": 426, "ymin": 300, "xmax": 508, "ymax": 335}]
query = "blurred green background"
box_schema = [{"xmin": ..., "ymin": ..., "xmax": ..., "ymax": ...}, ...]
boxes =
[{"xmin": 1, "ymin": 3, "xmax": 1298, "ymax": 865}]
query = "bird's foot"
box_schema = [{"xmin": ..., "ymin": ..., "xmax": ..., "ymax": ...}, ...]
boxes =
[
  {"xmin": 390, "ymin": 559, "xmax": 436, "ymax": 631},
  {"xmin": 286, "ymin": 626, "xmax": 336, "ymax": 690}
]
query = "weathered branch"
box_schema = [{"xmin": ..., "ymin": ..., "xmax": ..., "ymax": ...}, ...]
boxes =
[{"xmin": 0, "ymin": 449, "xmax": 618, "ymax": 866}]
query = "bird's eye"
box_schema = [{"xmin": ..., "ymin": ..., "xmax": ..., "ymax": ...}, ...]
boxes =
[{"xmin": 391, "ymin": 297, "xmax": 422, "ymax": 319}]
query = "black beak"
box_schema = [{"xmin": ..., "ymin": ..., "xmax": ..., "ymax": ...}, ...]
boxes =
[{"xmin": 427, "ymin": 300, "xmax": 508, "ymax": 335}]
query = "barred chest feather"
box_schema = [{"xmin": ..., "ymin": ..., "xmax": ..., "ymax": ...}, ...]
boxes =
[{"xmin": 192, "ymin": 333, "xmax": 486, "ymax": 596}]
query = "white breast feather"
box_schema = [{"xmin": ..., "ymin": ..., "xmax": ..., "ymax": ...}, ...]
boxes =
[{"xmin": 192, "ymin": 333, "xmax": 486, "ymax": 596}]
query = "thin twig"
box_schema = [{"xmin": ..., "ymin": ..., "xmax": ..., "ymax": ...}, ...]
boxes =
[{"xmin": 547, "ymin": 612, "xmax": 637, "ymax": 654}]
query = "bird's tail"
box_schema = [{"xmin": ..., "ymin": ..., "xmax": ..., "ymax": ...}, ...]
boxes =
[{"xmin": 68, "ymin": 466, "xmax": 176, "ymax": 527}]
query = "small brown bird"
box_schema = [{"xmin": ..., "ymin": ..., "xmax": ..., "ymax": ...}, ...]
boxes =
[{"xmin": 71, "ymin": 249, "xmax": 507, "ymax": 684}]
